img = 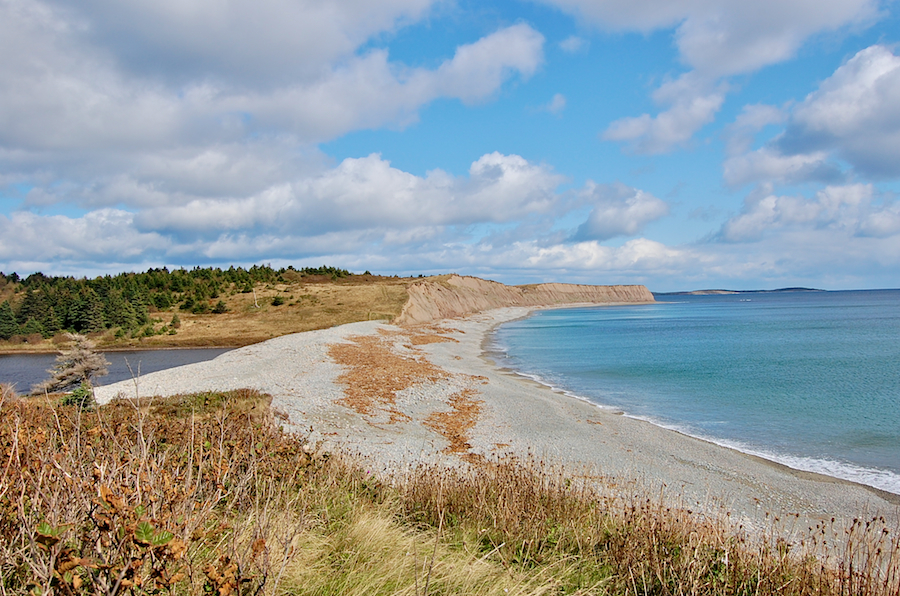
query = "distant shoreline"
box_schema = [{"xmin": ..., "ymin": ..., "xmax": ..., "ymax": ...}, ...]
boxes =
[
  {"xmin": 655, "ymin": 287, "xmax": 825, "ymax": 296},
  {"xmin": 655, "ymin": 287, "xmax": 900, "ymax": 296}
]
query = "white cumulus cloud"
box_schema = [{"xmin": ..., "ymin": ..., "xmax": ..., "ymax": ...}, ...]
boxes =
[
  {"xmin": 544, "ymin": 0, "xmax": 880, "ymax": 153},
  {"xmin": 718, "ymin": 183, "xmax": 899, "ymax": 242},
  {"xmin": 574, "ymin": 182, "xmax": 670, "ymax": 240},
  {"xmin": 724, "ymin": 45, "xmax": 900, "ymax": 187},
  {"xmin": 778, "ymin": 45, "xmax": 900, "ymax": 177},
  {"xmin": 603, "ymin": 73, "xmax": 726, "ymax": 153},
  {"xmin": 0, "ymin": 3, "xmax": 545, "ymax": 152},
  {"xmin": 538, "ymin": 0, "xmax": 878, "ymax": 75}
]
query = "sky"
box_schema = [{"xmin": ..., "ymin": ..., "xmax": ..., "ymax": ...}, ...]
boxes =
[{"xmin": 1, "ymin": 0, "xmax": 900, "ymax": 291}]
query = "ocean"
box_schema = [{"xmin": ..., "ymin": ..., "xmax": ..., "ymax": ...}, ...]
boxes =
[{"xmin": 488, "ymin": 289, "xmax": 900, "ymax": 495}]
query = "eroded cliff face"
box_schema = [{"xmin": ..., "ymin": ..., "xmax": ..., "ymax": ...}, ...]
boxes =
[{"xmin": 395, "ymin": 275, "xmax": 654, "ymax": 325}]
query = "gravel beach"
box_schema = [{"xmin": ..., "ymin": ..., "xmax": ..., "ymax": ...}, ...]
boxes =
[{"xmin": 95, "ymin": 307, "xmax": 899, "ymax": 532}]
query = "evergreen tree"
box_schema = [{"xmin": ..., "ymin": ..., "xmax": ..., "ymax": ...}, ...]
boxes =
[
  {"xmin": 152, "ymin": 292, "xmax": 172, "ymax": 309},
  {"xmin": 70, "ymin": 290, "xmax": 106, "ymax": 332},
  {"xmin": 17, "ymin": 287, "xmax": 50, "ymax": 326},
  {"xmin": 105, "ymin": 289, "xmax": 138, "ymax": 330},
  {"xmin": 0, "ymin": 301, "xmax": 19, "ymax": 339},
  {"xmin": 32, "ymin": 333, "xmax": 109, "ymax": 400},
  {"xmin": 43, "ymin": 305, "xmax": 62, "ymax": 337},
  {"xmin": 19, "ymin": 317, "xmax": 46, "ymax": 337}
]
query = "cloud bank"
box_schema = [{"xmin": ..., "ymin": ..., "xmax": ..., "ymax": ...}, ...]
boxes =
[{"xmin": 1, "ymin": 0, "xmax": 899, "ymax": 291}]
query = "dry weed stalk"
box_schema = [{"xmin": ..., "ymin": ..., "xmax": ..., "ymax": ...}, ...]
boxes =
[
  {"xmin": 1, "ymin": 390, "xmax": 898, "ymax": 596},
  {"xmin": 398, "ymin": 457, "xmax": 900, "ymax": 596},
  {"xmin": 0, "ymin": 389, "xmax": 315, "ymax": 594}
]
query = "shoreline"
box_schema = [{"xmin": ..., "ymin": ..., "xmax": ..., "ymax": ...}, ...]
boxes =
[
  {"xmin": 94, "ymin": 307, "xmax": 900, "ymax": 532},
  {"xmin": 484, "ymin": 327, "xmax": 900, "ymax": 505},
  {"xmin": 0, "ymin": 344, "xmax": 238, "ymax": 356},
  {"xmin": 482, "ymin": 305, "xmax": 900, "ymax": 505}
]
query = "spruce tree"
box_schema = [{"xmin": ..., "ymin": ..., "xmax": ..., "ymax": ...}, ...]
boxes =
[
  {"xmin": 0, "ymin": 301, "xmax": 19, "ymax": 339},
  {"xmin": 19, "ymin": 317, "xmax": 46, "ymax": 338},
  {"xmin": 17, "ymin": 287, "xmax": 50, "ymax": 326},
  {"xmin": 32, "ymin": 333, "xmax": 109, "ymax": 400},
  {"xmin": 70, "ymin": 290, "xmax": 106, "ymax": 332},
  {"xmin": 105, "ymin": 289, "xmax": 138, "ymax": 331}
]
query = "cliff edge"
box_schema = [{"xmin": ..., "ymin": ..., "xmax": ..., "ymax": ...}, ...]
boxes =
[{"xmin": 395, "ymin": 275, "xmax": 654, "ymax": 325}]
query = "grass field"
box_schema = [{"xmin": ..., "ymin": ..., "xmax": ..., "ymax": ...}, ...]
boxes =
[{"xmin": 0, "ymin": 275, "xmax": 414, "ymax": 353}]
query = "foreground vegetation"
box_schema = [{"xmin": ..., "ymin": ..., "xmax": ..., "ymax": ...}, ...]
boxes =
[{"xmin": 1, "ymin": 387, "xmax": 897, "ymax": 595}]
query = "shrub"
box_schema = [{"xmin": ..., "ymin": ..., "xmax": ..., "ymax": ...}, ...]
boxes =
[
  {"xmin": 60, "ymin": 381, "xmax": 95, "ymax": 410},
  {"xmin": 31, "ymin": 333, "xmax": 109, "ymax": 396},
  {"xmin": 271, "ymin": 296, "xmax": 285, "ymax": 306}
]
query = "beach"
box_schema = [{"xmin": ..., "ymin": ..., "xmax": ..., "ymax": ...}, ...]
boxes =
[{"xmin": 94, "ymin": 306, "xmax": 900, "ymax": 532}]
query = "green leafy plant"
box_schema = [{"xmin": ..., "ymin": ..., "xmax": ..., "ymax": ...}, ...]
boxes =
[{"xmin": 60, "ymin": 381, "xmax": 95, "ymax": 410}]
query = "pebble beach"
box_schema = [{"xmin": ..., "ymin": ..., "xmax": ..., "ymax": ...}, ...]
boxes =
[{"xmin": 94, "ymin": 307, "xmax": 900, "ymax": 533}]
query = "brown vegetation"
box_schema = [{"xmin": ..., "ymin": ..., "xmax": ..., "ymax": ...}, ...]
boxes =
[
  {"xmin": 328, "ymin": 328, "xmax": 489, "ymax": 460},
  {"xmin": 423, "ymin": 388, "xmax": 484, "ymax": 461},
  {"xmin": 328, "ymin": 331, "xmax": 449, "ymax": 422},
  {"xmin": 2, "ymin": 390, "xmax": 898, "ymax": 595}
]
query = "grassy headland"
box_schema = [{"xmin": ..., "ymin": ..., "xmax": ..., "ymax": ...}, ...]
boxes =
[
  {"xmin": 0, "ymin": 267, "xmax": 413, "ymax": 352},
  {"xmin": 2, "ymin": 388, "xmax": 897, "ymax": 595}
]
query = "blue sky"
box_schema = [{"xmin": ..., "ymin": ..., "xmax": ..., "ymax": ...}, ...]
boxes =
[{"xmin": 1, "ymin": 0, "xmax": 899, "ymax": 291}]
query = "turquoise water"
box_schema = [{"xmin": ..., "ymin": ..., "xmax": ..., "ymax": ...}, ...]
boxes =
[{"xmin": 489, "ymin": 290, "xmax": 900, "ymax": 495}]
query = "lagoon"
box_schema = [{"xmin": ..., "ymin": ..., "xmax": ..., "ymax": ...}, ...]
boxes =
[{"xmin": 0, "ymin": 348, "xmax": 232, "ymax": 394}]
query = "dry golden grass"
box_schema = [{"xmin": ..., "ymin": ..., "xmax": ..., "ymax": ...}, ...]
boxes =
[
  {"xmin": 2, "ymin": 390, "xmax": 899, "ymax": 595},
  {"xmin": 1, "ymin": 277, "xmax": 412, "ymax": 353},
  {"xmin": 151, "ymin": 278, "xmax": 411, "ymax": 348}
]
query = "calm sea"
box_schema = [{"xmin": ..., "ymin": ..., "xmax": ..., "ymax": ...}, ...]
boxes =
[
  {"xmin": 0, "ymin": 348, "xmax": 231, "ymax": 394},
  {"xmin": 488, "ymin": 290, "xmax": 900, "ymax": 495}
]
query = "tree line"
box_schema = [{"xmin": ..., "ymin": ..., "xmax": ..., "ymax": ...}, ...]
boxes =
[{"xmin": 0, "ymin": 265, "xmax": 353, "ymax": 341}]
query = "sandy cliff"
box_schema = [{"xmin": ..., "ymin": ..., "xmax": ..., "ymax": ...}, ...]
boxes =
[{"xmin": 395, "ymin": 275, "xmax": 654, "ymax": 325}]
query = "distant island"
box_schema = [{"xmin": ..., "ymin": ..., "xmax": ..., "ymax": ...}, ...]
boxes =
[{"xmin": 655, "ymin": 287, "xmax": 825, "ymax": 296}]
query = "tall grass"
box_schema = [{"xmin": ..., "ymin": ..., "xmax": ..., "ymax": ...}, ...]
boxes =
[{"xmin": 1, "ymin": 389, "xmax": 897, "ymax": 595}]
